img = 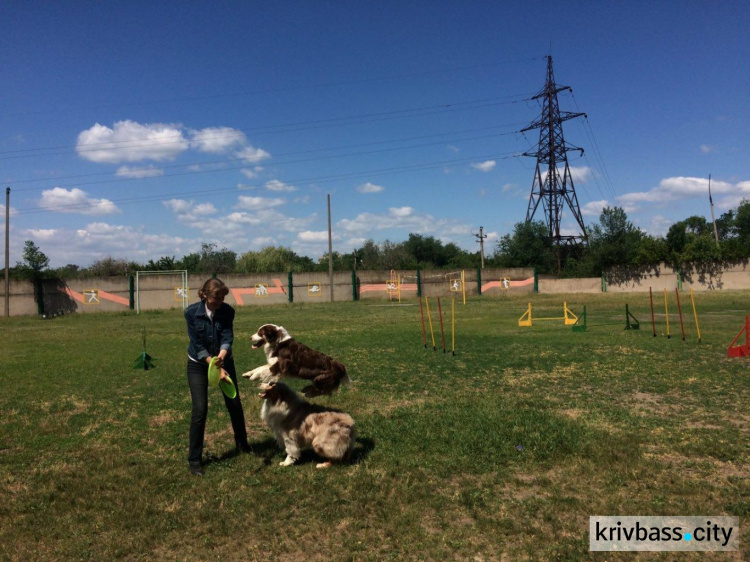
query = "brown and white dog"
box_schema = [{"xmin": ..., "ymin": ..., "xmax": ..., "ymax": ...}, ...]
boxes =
[
  {"xmin": 241, "ymin": 324, "xmax": 350, "ymax": 397},
  {"xmin": 258, "ymin": 381, "xmax": 355, "ymax": 468}
]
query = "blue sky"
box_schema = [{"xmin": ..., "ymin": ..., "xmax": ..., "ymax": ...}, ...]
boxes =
[{"xmin": 1, "ymin": 1, "xmax": 748, "ymax": 268}]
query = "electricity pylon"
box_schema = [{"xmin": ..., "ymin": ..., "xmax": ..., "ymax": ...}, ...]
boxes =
[{"xmin": 521, "ymin": 56, "xmax": 588, "ymax": 261}]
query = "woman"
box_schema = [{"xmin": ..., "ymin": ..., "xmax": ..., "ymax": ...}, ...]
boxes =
[{"xmin": 184, "ymin": 278, "xmax": 251, "ymax": 475}]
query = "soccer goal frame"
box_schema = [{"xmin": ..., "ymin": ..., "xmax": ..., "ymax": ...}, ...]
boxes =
[{"xmin": 135, "ymin": 270, "xmax": 189, "ymax": 314}]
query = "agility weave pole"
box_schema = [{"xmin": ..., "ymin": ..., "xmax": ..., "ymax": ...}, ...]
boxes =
[
  {"xmin": 419, "ymin": 297, "xmax": 428, "ymax": 348},
  {"xmin": 689, "ymin": 288, "xmax": 702, "ymax": 343},
  {"xmin": 451, "ymin": 297, "xmax": 456, "ymax": 356},
  {"xmin": 420, "ymin": 297, "xmax": 456, "ymax": 355},
  {"xmin": 675, "ymin": 288, "xmax": 686, "ymax": 341},
  {"xmin": 649, "ymin": 287, "xmax": 657, "ymax": 337},
  {"xmin": 437, "ymin": 297, "xmax": 446, "ymax": 353},
  {"xmin": 424, "ymin": 297, "xmax": 436, "ymax": 351}
]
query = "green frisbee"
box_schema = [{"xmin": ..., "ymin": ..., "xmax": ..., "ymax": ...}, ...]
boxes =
[
  {"xmin": 219, "ymin": 377, "xmax": 237, "ymax": 399},
  {"xmin": 208, "ymin": 357, "xmax": 221, "ymax": 387}
]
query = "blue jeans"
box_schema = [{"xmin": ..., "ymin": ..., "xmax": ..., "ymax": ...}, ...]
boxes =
[{"xmin": 186, "ymin": 357, "xmax": 248, "ymax": 464}]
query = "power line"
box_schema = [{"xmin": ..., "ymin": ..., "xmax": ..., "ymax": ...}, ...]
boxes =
[
  {"xmin": 5, "ymin": 56, "xmax": 542, "ymax": 118},
  {"xmin": 14, "ymin": 150, "xmax": 523, "ymax": 215},
  {"xmin": 8, "ymin": 125, "xmax": 527, "ymax": 196},
  {"xmin": 0, "ymin": 93, "xmax": 534, "ymax": 161}
]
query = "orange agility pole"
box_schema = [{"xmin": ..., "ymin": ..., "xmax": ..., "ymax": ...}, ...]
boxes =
[
  {"xmin": 437, "ymin": 297, "xmax": 446, "ymax": 353},
  {"xmin": 664, "ymin": 288, "xmax": 671, "ymax": 339}
]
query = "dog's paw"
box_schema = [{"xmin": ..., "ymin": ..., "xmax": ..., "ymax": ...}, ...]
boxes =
[
  {"xmin": 316, "ymin": 461, "xmax": 332, "ymax": 469},
  {"xmin": 279, "ymin": 456, "xmax": 297, "ymax": 467},
  {"xmin": 241, "ymin": 370, "xmax": 255, "ymax": 379}
]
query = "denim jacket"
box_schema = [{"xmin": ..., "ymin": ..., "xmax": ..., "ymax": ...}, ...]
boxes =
[{"xmin": 185, "ymin": 300, "xmax": 234, "ymax": 362}]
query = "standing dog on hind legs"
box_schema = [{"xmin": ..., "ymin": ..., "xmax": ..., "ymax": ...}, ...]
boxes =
[
  {"xmin": 258, "ymin": 382, "xmax": 355, "ymax": 468},
  {"xmin": 241, "ymin": 324, "xmax": 350, "ymax": 397}
]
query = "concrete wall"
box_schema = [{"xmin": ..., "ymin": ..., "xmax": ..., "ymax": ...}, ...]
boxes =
[
  {"xmin": 1, "ymin": 261, "xmax": 747, "ymax": 317},
  {"xmin": 539, "ymin": 277, "xmax": 602, "ymax": 293}
]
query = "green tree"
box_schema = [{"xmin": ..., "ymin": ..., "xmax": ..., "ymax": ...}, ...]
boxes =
[
  {"xmin": 16, "ymin": 240, "xmax": 50, "ymax": 277},
  {"xmin": 145, "ymin": 256, "xmax": 176, "ymax": 271},
  {"xmin": 494, "ymin": 221, "xmax": 555, "ymax": 273},
  {"xmin": 587, "ymin": 207, "xmax": 645, "ymax": 275},
  {"xmin": 198, "ymin": 243, "xmax": 236, "ymax": 274}
]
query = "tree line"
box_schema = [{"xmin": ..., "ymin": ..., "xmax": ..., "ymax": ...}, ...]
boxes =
[{"xmin": 10, "ymin": 199, "xmax": 750, "ymax": 280}]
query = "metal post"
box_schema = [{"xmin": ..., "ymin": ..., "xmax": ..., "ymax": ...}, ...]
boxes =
[
  {"xmin": 327, "ymin": 194, "xmax": 333, "ymax": 303},
  {"xmin": 4, "ymin": 187, "xmax": 9, "ymax": 317}
]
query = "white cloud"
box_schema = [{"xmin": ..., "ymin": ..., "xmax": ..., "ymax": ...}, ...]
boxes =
[
  {"xmin": 581, "ymin": 200, "xmax": 608, "ymax": 217},
  {"xmin": 338, "ymin": 206, "xmax": 467, "ymax": 236},
  {"xmin": 190, "ymin": 127, "xmax": 247, "ymax": 153},
  {"xmin": 39, "ymin": 187, "xmax": 120, "ymax": 215},
  {"xmin": 163, "ymin": 199, "xmax": 194, "ymax": 214},
  {"xmin": 235, "ymin": 196, "xmax": 285, "ymax": 210},
  {"xmin": 617, "ymin": 176, "xmax": 735, "ymax": 211},
  {"xmin": 265, "ymin": 179, "xmax": 297, "ymax": 192},
  {"xmin": 27, "ymin": 229, "xmax": 57, "ymax": 241},
  {"xmin": 700, "ymin": 144, "xmax": 716, "ymax": 154},
  {"xmin": 357, "ymin": 182, "xmax": 384, "ymax": 193},
  {"xmin": 252, "ymin": 236, "xmax": 275, "ymax": 247},
  {"xmin": 471, "ymin": 160, "xmax": 496, "ymax": 172},
  {"xmin": 298, "ymin": 231, "xmax": 329, "ymax": 242},
  {"xmin": 0, "ymin": 204, "xmax": 17, "ymax": 218},
  {"xmin": 540, "ymin": 165, "xmax": 593, "ymax": 184},
  {"xmin": 389, "ymin": 207, "xmax": 413, "ymax": 218},
  {"xmin": 77, "ymin": 120, "xmax": 188, "ymax": 163},
  {"xmin": 241, "ymin": 167, "xmax": 264, "ymax": 179},
  {"xmin": 236, "ymin": 145, "xmax": 271, "ymax": 164},
  {"xmin": 116, "ymin": 165, "xmax": 164, "ymax": 178}
]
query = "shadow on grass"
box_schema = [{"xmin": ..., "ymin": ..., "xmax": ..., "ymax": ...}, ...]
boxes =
[{"xmin": 206, "ymin": 436, "xmax": 376, "ymax": 468}]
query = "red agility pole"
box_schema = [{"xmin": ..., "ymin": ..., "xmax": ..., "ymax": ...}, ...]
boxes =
[
  {"xmin": 649, "ymin": 287, "xmax": 656, "ymax": 337},
  {"xmin": 419, "ymin": 296, "xmax": 427, "ymax": 348},
  {"xmin": 675, "ymin": 288, "xmax": 686, "ymax": 341},
  {"xmin": 437, "ymin": 297, "xmax": 446, "ymax": 353}
]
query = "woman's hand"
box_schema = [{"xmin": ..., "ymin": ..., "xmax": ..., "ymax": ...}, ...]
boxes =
[{"xmin": 220, "ymin": 368, "xmax": 231, "ymax": 383}]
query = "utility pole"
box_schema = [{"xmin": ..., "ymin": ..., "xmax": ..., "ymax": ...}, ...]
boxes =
[
  {"xmin": 521, "ymin": 56, "xmax": 588, "ymax": 270},
  {"xmin": 4, "ymin": 187, "xmax": 9, "ymax": 317},
  {"xmin": 474, "ymin": 226, "xmax": 487, "ymax": 269},
  {"xmin": 709, "ymin": 174, "xmax": 719, "ymax": 243},
  {"xmin": 327, "ymin": 194, "xmax": 333, "ymax": 303}
]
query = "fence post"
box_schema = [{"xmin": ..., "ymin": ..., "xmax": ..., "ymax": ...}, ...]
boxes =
[
  {"xmin": 35, "ymin": 278, "xmax": 44, "ymax": 316},
  {"xmin": 416, "ymin": 268, "xmax": 421, "ymax": 297},
  {"xmin": 677, "ymin": 265, "xmax": 683, "ymax": 291},
  {"xmin": 601, "ymin": 273, "xmax": 607, "ymax": 293},
  {"xmin": 477, "ymin": 268, "xmax": 482, "ymax": 296},
  {"xmin": 533, "ymin": 267, "xmax": 538, "ymax": 294},
  {"xmin": 351, "ymin": 270, "xmax": 358, "ymax": 301},
  {"xmin": 288, "ymin": 272, "xmax": 293, "ymax": 303},
  {"xmin": 129, "ymin": 275, "xmax": 135, "ymax": 309}
]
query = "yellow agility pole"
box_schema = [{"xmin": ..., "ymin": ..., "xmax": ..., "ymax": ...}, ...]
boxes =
[
  {"xmin": 690, "ymin": 288, "xmax": 702, "ymax": 343},
  {"xmin": 461, "ymin": 270, "xmax": 466, "ymax": 305},
  {"xmin": 425, "ymin": 297, "xmax": 436, "ymax": 351},
  {"xmin": 398, "ymin": 274, "xmax": 402, "ymax": 304},
  {"xmin": 451, "ymin": 297, "xmax": 456, "ymax": 356},
  {"xmin": 664, "ymin": 288, "xmax": 671, "ymax": 339}
]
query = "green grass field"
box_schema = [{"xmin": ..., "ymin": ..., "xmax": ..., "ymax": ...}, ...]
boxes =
[{"xmin": 1, "ymin": 292, "xmax": 748, "ymax": 561}]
